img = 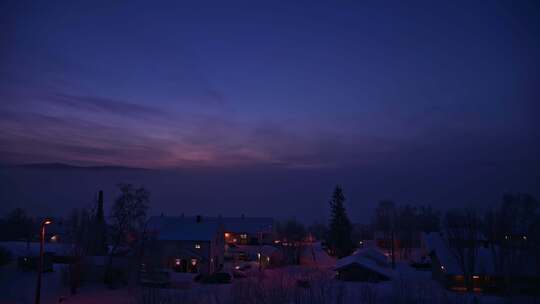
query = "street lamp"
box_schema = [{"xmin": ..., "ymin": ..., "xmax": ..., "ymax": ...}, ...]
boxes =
[{"xmin": 35, "ymin": 219, "xmax": 52, "ymax": 304}]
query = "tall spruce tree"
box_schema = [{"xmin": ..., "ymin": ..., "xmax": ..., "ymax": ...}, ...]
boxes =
[{"xmin": 327, "ymin": 185, "xmax": 354, "ymax": 257}]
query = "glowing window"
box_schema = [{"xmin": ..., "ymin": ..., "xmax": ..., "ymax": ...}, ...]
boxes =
[{"xmin": 195, "ymin": 244, "xmax": 201, "ymax": 249}]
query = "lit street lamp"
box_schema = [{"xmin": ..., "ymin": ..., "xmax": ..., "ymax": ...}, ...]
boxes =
[{"xmin": 35, "ymin": 219, "xmax": 52, "ymax": 304}]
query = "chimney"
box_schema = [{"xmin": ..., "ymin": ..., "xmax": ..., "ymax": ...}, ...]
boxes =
[
  {"xmin": 96, "ymin": 190, "xmax": 104, "ymax": 222},
  {"xmin": 196, "ymin": 215, "xmax": 202, "ymax": 223}
]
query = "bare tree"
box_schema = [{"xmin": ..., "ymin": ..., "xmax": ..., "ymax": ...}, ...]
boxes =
[
  {"xmin": 395, "ymin": 205, "xmax": 418, "ymax": 260},
  {"xmin": 444, "ymin": 208, "xmax": 481, "ymax": 292},
  {"xmin": 484, "ymin": 193, "xmax": 539, "ymax": 294},
  {"xmin": 374, "ymin": 200, "xmax": 397, "ymax": 268},
  {"xmin": 106, "ymin": 183, "xmax": 149, "ymax": 287}
]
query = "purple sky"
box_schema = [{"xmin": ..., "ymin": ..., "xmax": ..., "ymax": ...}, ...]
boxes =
[
  {"xmin": 1, "ymin": 0, "xmax": 538, "ymax": 169},
  {"xmin": 0, "ymin": 1, "xmax": 539, "ymax": 220}
]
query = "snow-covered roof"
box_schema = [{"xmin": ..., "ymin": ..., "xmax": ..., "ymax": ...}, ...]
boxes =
[
  {"xmin": 352, "ymin": 247, "xmax": 388, "ymax": 265},
  {"xmin": 219, "ymin": 217, "xmax": 273, "ymax": 234},
  {"xmin": 149, "ymin": 215, "xmax": 273, "ymax": 235},
  {"xmin": 335, "ymin": 249, "xmax": 393, "ymax": 278},
  {"xmin": 423, "ymin": 232, "xmax": 495, "ymax": 275},
  {"xmin": 0, "ymin": 241, "xmax": 74, "ymax": 257},
  {"xmin": 146, "ymin": 216, "xmax": 222, "ymax": 241}
]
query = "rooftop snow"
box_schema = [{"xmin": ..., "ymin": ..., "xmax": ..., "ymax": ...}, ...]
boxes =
[{"xmin": 146, "ymin": 216, "xmax": 222, "ymax": 241}]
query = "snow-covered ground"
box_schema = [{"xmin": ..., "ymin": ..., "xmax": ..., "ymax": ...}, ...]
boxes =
[{"xmin": 0, "ymin": 260, "xmax": 531, "ymax": 304}]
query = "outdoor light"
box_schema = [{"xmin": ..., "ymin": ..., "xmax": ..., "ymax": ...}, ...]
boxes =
[
  {"xmin": 440, "ymin": 265, "xmax": 445, "ymax": 271},
  {"xmin": 523, "ymin": 235, "xmax": 527, "ymax": 240},
  {"xmin": 191, "ymin": 259, "xmax": 197, "ymax": 266},
  {"xmin": 235, "ymin": 265, "xmax": 240, "ymax": 270},
  {"xmin": 473, "ymin": 275, "xmax": 480, "ymax": 279},
  {"xmin": 175, "ymin": 259, "xmax": 181, "ymax": 266},
  {"xmin": 224, "ymin": 232, "xmax": 230, "ymax": 238},
  {"xmin": 35, "ymin": 218, "xmax": 53, "ymax": 304}
]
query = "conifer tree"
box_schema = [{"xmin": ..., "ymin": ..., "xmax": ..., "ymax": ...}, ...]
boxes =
[{"xmin": 327, "ymin": 185, "xmax": 354, "ymax": 257}]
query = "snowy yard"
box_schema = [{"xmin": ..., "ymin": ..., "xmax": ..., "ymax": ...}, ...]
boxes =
[{"xmin": 0, "ymin": 262, "xmax": 530, "ymax": 304}]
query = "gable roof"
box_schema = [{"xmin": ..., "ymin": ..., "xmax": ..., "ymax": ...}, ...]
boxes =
[
  {"xmin": 423, "ymin": 232, "xmax": 495, "ymax": 275},
  {"xmin": 335, "ymin": 247, "xmax": 392, "ymax": 278},
  {"xmin": 146, "ymin": 216, "xmax": 222, "ymax": 241},
  {"xmin": 219, "ymin": 217, "xmax": 273, "ymax": 234}
]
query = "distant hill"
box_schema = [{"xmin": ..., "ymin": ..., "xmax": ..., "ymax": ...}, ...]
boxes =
[{"xmin": 11, "ymin": 163, "xmax": 150, "ymax": 171}]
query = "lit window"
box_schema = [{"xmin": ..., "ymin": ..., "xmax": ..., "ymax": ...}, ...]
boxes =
[
  {"xmin": 191, "ymin": 259, "xmax": 197, "ymax": 266},
  {"xmin": 50, "ymin": 235, "xmax": 59, "ymax": 242},
  {"xmin": 240, "ymin": 234, "xmax": 247, "ymax": 239},
  {"xmin": 195, "ymin": 244, "xmax": 201, "ymax": 249},
  {"xmin": 472, "ymin": 275, "xmax": 480, "ymax": 279},
  {"xmin": 175, "ymin": 258, "xmax": 181, "ymax": 266}
]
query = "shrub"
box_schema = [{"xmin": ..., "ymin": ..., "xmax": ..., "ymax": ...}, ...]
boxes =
[{"xmin": 0, "ymin": 246, "xmax": 12, "ymax": 266}]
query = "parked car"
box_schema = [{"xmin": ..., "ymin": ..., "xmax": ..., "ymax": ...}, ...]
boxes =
[
  {"xmin": 195, "ymin": 272, "xmax": 232, "ymax": 284},
  {"xmin": 139, "ymin": 270, "xmax": 171, "ymax": 288}
]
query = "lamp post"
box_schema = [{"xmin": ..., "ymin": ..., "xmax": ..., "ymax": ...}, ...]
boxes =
[{"xmin": 35, "ymin": 219, "xmax": 52, "ymax": 304}]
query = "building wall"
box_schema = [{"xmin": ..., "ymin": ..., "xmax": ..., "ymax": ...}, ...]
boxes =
[
  {"xmin": 147, "ymin": 240, "xmax": 215, "ymax": 275},
  {"xmin": 224, "ymin": 231, "xmax": 274, "ymax": 245}
]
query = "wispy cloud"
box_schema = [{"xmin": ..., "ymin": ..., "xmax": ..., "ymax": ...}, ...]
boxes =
[{"xmin": 48, "ymin": 93, "xmax": 167, "ymax": 118}]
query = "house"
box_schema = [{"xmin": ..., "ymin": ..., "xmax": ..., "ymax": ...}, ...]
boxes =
[
  {"xmin": 144, "ymin": 215, "xmax": 225, "ymax": 275},
  {"xmin": 220, "ymin": 216, "xmax": 274, "ymax": 245},
  {"xmin": 335, "ymin": 247, "xmax": 392, "ymax": 282},
  {"xmin": 424, "ymin": 232, "xmax": 497, "ymax": 292},
  {"xmin": 424, "ymin": 232, "xmax": 540, "ymax": 293},
  {"xmin": 374, "ymin": 230, "xmax": 424, "ymax": 261},
  {"xmin": 0, "ymin": 241, "xmax": 73, "ymax": 271}
]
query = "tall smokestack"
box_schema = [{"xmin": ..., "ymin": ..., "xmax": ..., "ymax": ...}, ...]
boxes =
[{"xmin": 96, "ymin": 190, "xmax": 104, "ymax": 222}]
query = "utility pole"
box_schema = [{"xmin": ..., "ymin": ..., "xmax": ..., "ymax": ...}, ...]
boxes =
[{"xmin": 35, "ymin": 219, "xmax": 52, "ymax": 304}]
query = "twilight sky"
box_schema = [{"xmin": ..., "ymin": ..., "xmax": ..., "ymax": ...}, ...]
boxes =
[
  {"xmin": 1, "ymin": 0, "xmax": 539, "ymax": 169},
  {"xmin": 1, "ymin": 1, "xmax": 540, "ymax": 221}
]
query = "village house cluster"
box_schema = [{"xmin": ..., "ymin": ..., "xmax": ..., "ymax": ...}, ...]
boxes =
[{"xmin": 1, "ymin": 190, "xmax": 539, "ymax": 301}]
